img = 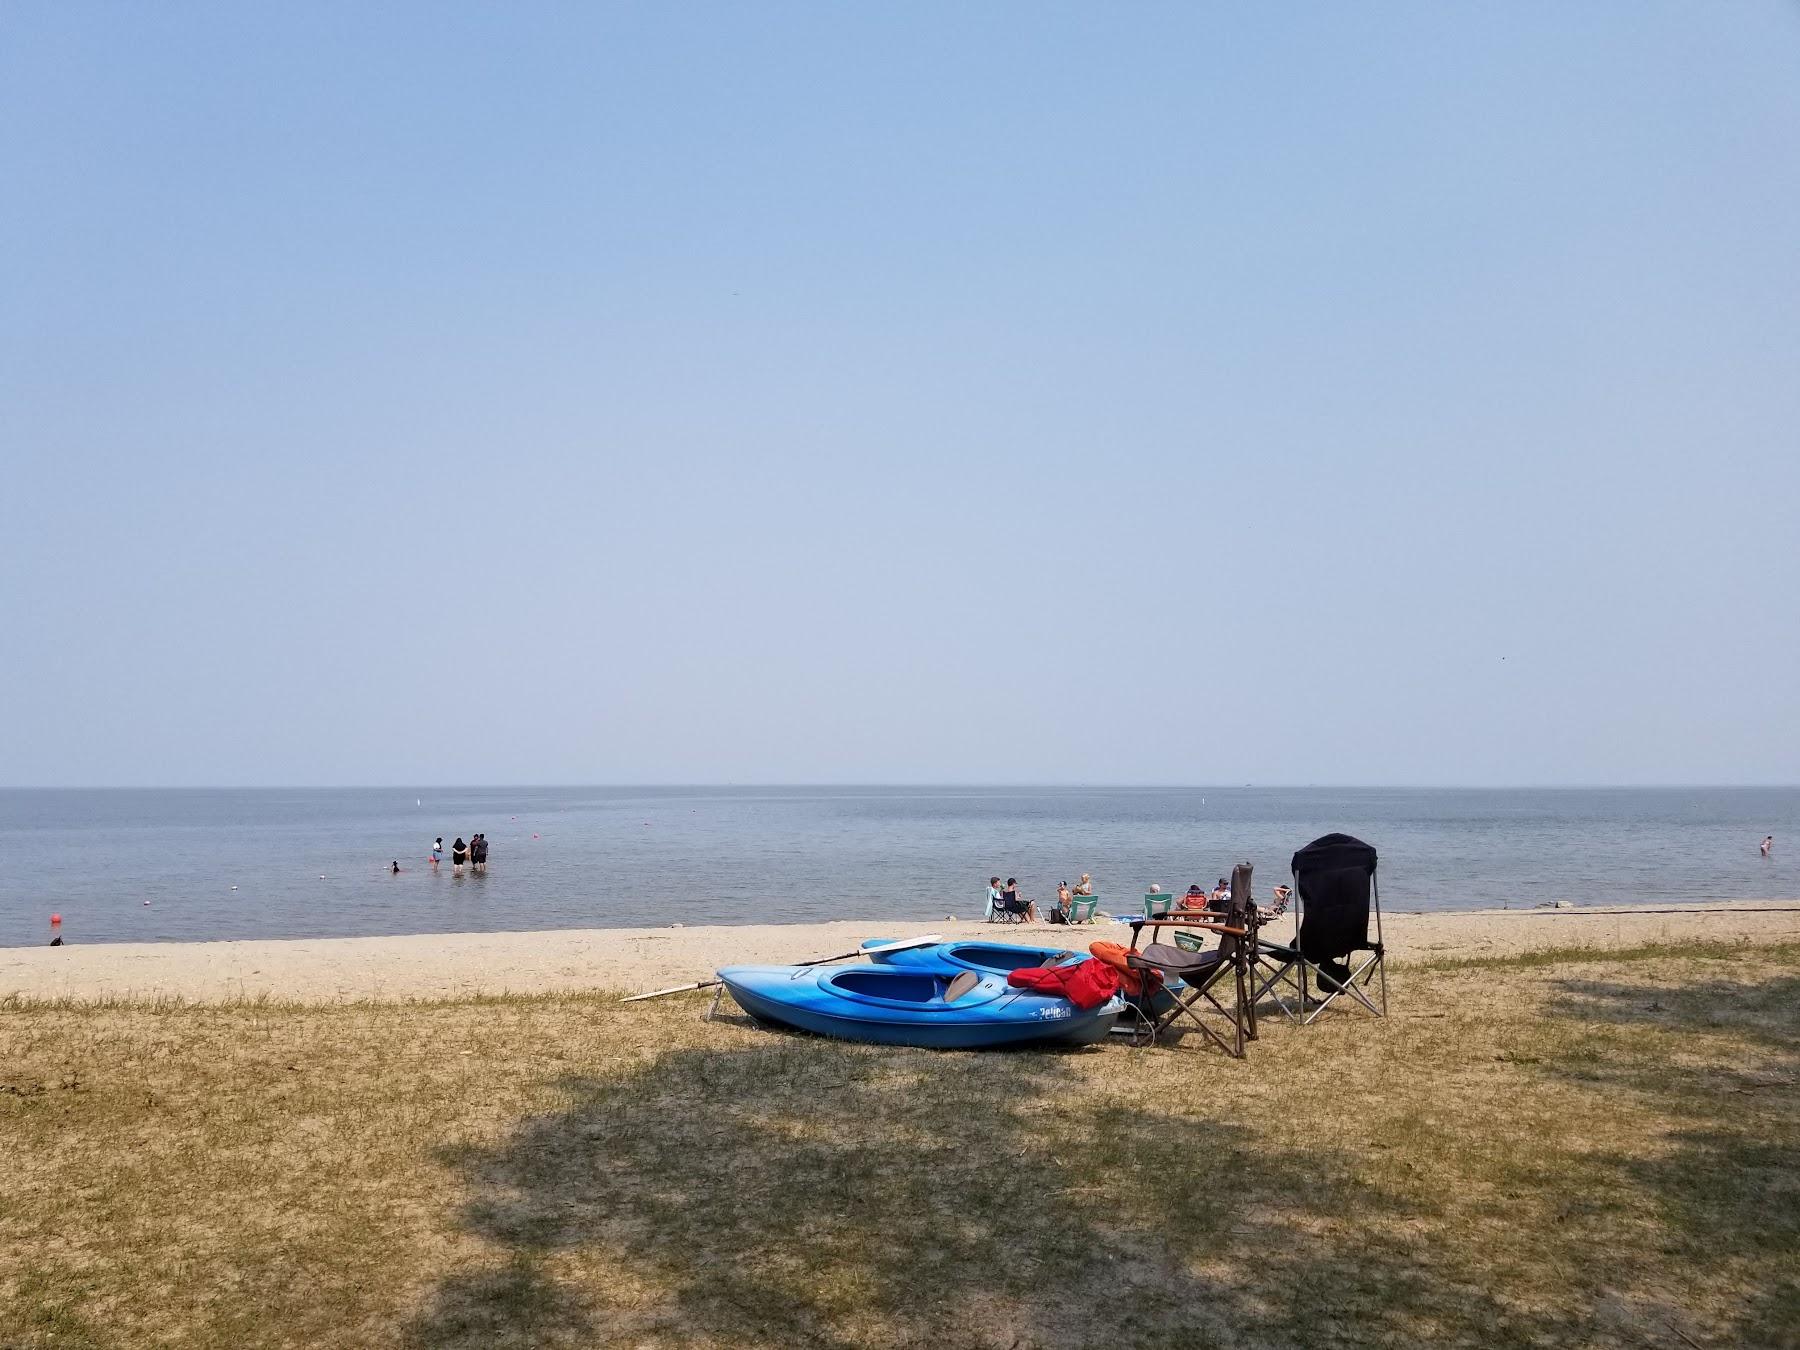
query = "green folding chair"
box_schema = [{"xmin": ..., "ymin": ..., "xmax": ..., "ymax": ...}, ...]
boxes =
[
  {"xmin": 1065, "ymin": 895, "xmax": 1099, "ymax": 924},
  {"xmin": 1143, "ymin": 891, "xmax": 1177, "ymax": 918}
]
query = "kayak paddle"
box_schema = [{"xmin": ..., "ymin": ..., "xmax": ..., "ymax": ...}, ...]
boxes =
[{"xmin": 619, "ymin": 933, "xmax": 945, "ymax": 1002}]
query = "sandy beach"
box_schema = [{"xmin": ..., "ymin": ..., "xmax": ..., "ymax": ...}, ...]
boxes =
[{"xmin": 3, "ymin": 899, "xmax": 1796, "ymax": 1004}]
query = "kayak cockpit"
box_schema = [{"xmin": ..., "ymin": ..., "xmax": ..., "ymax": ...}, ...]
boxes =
[{"xmin": 821, "ymin": 967, "xmax": 1003, "ymax": 1010}]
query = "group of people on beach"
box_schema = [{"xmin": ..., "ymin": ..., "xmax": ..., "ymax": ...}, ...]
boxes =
[
  {"xmin": 988, "ymin": 872, "xmax": 1292, "ymax": 923},
  {"xmin": 423, "ymin": 834, "xmax": 489, "ymax": 874},
  {"xmin": 987, "ymin": 873, "xmax": 1094, "ymax": 923},
  {"xmin": 1168, "ymin": 878, "xmax": 1293, "ymax": 915}
]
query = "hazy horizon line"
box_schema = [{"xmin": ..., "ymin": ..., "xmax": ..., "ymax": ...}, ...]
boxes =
[{"xmin": 3, "ymin": 782, "xmax": 1796, "ymax": 793}]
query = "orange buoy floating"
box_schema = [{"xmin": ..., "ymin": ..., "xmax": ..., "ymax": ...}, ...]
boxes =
[{"xmin": 50, "ymin": 913, "xmax": 61, "ymax": 926}]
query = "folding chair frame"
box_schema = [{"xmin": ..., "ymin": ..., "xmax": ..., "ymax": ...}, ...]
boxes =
[
  {"xmin": 1117, "ymin": 911, "xmax": 1255, "ymax": 1058},
  {"xmin": 1063, "ymin": 896, "xmax": 1099, "ymax": 925},
  {"xmin": 1250, "ymin": 936, "xmax": 1308, "ymax": 1024},
  {"xmin": 1269, "ymin": 861, "xmax": 1388, "ymax": 1025}
]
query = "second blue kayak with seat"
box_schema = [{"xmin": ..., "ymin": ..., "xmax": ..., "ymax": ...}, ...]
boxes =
[
  {"xmin": 862, "ymin": 936, "xmax": 1188, "ymax": 1016},
  {"xmin": 859, "ymin": 937, "xmax": 1078, "ymax": 976},
  {"xmin": 717, "ymin": 962, "xmax": 1121, "ymax": 1049}
]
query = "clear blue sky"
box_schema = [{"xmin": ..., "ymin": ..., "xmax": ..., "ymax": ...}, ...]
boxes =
[{"xmin": 3, "ymin": 4, "xmax": 1796, "ymax": 787}]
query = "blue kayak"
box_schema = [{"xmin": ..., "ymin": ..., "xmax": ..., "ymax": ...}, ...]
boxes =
[
  {"xmin": 860, "ymin": 937, "xmax": 1079, "ymax": 975},
  {"xmin": 717, "ymin": 963, "xmax": 1122, "ymax": 1049},
  {"xmin": 863, "ymin": 937, "xmax": 1188, "ymax": 1017}
]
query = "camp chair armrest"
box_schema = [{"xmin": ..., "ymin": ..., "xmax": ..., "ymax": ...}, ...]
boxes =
[{"xmin": 1145, "ymin": 920, "xmax": 1246, "ymax": 937}]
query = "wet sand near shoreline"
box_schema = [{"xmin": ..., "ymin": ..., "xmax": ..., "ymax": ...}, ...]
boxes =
[{"xmin": 3, "ymin": 900, "xmax": 1796, "ymax": 1005}]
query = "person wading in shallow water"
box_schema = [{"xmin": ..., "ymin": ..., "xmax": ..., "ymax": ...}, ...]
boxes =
[
  {"xmin": 1762, "ymin": 835, "xmax": 1774, "ymax": 858},
  {"xmin": 452, "ymin": 837, "xmax": 468, "ymax": 872}
]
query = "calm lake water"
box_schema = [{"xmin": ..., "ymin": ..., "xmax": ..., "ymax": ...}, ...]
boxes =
[{"xmin": 1, "ymin": 786, "xmax": 1795, "ymax": 947}]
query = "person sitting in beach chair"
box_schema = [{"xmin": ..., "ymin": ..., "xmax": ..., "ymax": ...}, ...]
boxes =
[
  {"xmin": 1001, "ymin": 877, "xmax": 1036, "ymax": 922},
  {"xmin": 987, "ymin": 876, "xmax": 1034, "ymax": 923},
  {"xmin": 1048, "ymin": 881, "xmax": 1099, "ymax": 925}
]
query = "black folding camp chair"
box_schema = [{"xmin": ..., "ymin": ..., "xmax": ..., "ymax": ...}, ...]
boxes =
[
  {"xmin": 1256, "ymin": 833, "xmax": 1387, "ymax": 1024},
  {"xmin": 1117, "ymin": 890, "xmax": 1255, "ymax": 1058},
  {"xmin": 987, "ymin": 893, "xmax": 1029, "ymax": 924}
]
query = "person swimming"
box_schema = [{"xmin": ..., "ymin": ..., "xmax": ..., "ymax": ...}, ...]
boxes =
[{"xmin": 391, "ymin": 861, "xmax": 401, "ymax": 874}]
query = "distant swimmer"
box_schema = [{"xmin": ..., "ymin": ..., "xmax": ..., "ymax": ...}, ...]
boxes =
[
  {"xmin": 431, "ymin": 838, "xmax": 443, "ymax": 871},
  {"xmin": 452, "ymin": 837, "xmax": 468, "ymax": 872},
  {"xmin": 391, "ymin": 861, "xmax": 401, "ymax": 874},
  {"xmin": 1762, "ymin": 835, "xmax": 1774, "ymax": 858}
]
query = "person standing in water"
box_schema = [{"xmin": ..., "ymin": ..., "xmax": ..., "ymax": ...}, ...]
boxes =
[
  {"xmin": 472, "ymin": 833, "xmax": 488, "ymax": 873},
  {"xmin": 1762, "ymin": 836, "xmax": 1774, "ymax": 858},
  {"xmin": 430, "ymin": 838, "xmax": 443, "ymax": 871},
  {"xmin": 452, "ymin": 837, "xmax": 468, "ymax": 872}
]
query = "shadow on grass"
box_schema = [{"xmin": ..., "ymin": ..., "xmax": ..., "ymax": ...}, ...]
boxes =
[
  {"xmin": 409, "ymin": 1019, "xmax": 1565, "ymax": 1349},
  {"xmin": 1545, "ymin": 969, "xmax": 1800, "ymax": 1347}
]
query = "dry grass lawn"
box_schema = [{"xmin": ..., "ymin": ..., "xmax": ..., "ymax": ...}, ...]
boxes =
[{"xmin": 2, "ymin": 942, "xmax": 1796, "ymax": 1349}]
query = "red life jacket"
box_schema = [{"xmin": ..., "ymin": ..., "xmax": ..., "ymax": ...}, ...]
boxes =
[{"xmin": 1005, "ymin": 957, "xmax": 1120, "ymax": 1010}]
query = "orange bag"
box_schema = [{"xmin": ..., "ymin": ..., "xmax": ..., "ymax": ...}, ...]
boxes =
[{"xmin": 1088, "ymin": 940, "xmax": 1162, "ymax": 998}]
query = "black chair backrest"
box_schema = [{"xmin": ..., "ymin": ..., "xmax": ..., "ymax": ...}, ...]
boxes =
[
  {"xmin": 1291, "ymin": 833, "xmax": 1378, "ymax": 962},
  {"xmin": 1216, "ymin": 861, "xmax": 1255, "ymax": 960}
]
